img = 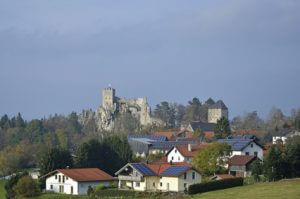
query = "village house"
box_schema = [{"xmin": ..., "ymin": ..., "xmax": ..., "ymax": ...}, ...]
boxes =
[
  {"xmin": 42, "ymin": 168, "xmax": 115, "ymax": 195},
  {"xmin": 272, "ymin": 130, "xmax": 300, "ymax": 144},
  {"xmin": 115, "ymin": 162, "xmax": 201, "ymax": 192},
  {"xmin": 228, "ymin": 155, "xmax": 258, "ymax": 177},
  {"xmin": 165, "ymin": 144, "xmax": 210, "ymax": 164},
  {"xmin": 218, "ymin": 136, "xmax": 264, "ymax": 160}
]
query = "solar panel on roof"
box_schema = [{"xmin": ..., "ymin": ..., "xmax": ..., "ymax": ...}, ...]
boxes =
[
  {"xmin": 131, "ymin": 163, "xmax": 155, "ymax": 176},
  {"xmin": 160, "ymin": 166, "xmax": 190, "ymax": 176}
]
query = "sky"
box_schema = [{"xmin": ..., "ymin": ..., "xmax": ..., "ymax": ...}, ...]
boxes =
[{"xmin": 0, "ymin": 0, "xmax": 299, "ymax": 120}]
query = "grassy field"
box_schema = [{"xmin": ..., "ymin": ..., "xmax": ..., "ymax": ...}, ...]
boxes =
[
  {"xmin": 191, "ymin": 179, "xmax": 300, "ymax": 199},
  {"xmin": 0, "ymin": 180, "xmax": 6, "ymax": 199}
]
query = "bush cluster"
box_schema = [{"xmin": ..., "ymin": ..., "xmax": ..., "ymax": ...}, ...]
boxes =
[{"xmin": 188, "ymin": 177, "xmax": 244, "ymax": 195}]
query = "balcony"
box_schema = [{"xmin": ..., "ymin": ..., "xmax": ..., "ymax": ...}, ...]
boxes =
[{"xmin": 118, "ymin": 175, "xmax": 142, "ymax": 182}]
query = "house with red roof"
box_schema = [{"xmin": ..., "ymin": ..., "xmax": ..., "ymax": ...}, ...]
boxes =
[
  {"xmin": 165, "ymin": 143, "xmax": 210, "ymax": 164},
  {"xmin": 115, "ymin": 162, "xmax": 201, "ymax": 192},
  {"xmin": 228, "ymin": 155, "xmax": 258, "ymax": 177},
  {"xmin": 42, "ymin": 168, "xmax": 115, "ymax": 195}
]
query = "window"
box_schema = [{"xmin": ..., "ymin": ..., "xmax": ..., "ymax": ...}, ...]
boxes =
[
  {"xmin": 175, "ymin": 149, "xmax": 177, "ymax": 153},
  {"xmin": 192, "ymin": 172, "xmax": 195, "ymax": 180},
  {"xmin": 160, "ymin": 182, "xmax": 162, "ymax": 187},
  {"xmin": 251, "ymin": 144, "xmax": 253, "ymax": 148},
  {"xmin": 59, "ymin": 185, "xmax": 64, "ymax": 193},
  {"xmin": 184, "ymin": 183, "xmax": 187, "ymax": 188},
  {"xmin": 153, "ymin": 182, "xmax": 155, "ymax": 187},
  {"xmin": 172, "ymin": 157, "xmax": 174, "ymax": 160},
  {"xmin": 59, "ymin": 175, "xmax": 61, "ymax": 183},
  {"xmin": 254, "ymin": 152, "xmax": 258, "ymax": 156},
  {"xmin": 62, "ymin": 176, "xmax": 65, "ymax": 183},
  {"xmin": 184, "ymin": 172, "xmax": 187, "ymax": 180},
  {"xmin": 55, "ymin": 175, "xmax": 57, "ymax": 180},
  {"xmin": 135, "ymin": 182, "xmax": 140, "ymax": 187},
  {"xmin": 71, "ymin": 186, "xmax": 73, "ymax": 194},
  {"xmin": 50, "ymin": 185, "xmax": 53, "ymax": 189},
  {"xmin": 66, "ymin": 177, "xmax": 68, "ymax": 180},
  {"xmin": 245, "ymin": 152, "xmax": 249, "ymax": 155},
  {"xmin": 178, "ymin": 157, "xmax": 180, "ymax": 161}
]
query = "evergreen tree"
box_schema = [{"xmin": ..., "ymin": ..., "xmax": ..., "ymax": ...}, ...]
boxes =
[
  {"xmin": 251, "ymin": 159, "xmax": 263, "ymax": 181},
  {"xmin": 214, "ymin": 117, "xmax": 231, "ymax": 139},
  {"xmin": 39, "ymin": 147, "xmax": 73, "ymax": 176},
  {"xmin": 15, "ymin": 113, "xmax": 25, "ymax": 128}
]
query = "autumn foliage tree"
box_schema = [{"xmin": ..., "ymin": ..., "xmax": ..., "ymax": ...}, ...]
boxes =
[{"xmin": 192, "ymin": 142, "xmax": 231, "ymax": 176}]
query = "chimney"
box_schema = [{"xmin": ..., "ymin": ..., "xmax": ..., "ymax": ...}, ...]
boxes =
[{"xmin": 188, "ymin": 144, "xmax": 192, "ymax": 152}]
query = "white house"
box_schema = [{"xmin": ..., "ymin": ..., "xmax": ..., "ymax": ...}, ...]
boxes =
[
  {"xmin": 115, "ymin": 162, "xmax": 201, "ymax": 192},
  {"xmin": 218, "ymin": 138, "xmax": 264, "ymax": 160},
  {"xmin": 166, "ymin": 144, "xmax": 210, "ymax": 164},
  {"xmin": 272, "ymin": 130, "xmax": 300, "ymax": 144},
  {"xmin": 42, "ymin": 168, "xmax": 115, "ymax": 195}
]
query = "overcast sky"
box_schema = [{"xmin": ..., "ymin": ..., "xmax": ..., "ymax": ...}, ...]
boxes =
[{"xmin": 0, "ymin": 0, "xmax": 299, "ymax": 120}]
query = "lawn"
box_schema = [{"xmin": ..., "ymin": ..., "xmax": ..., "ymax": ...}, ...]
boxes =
[
  {"xmin": 191, "ymin": 179, "xmax": 300, "ymax": 199},
  {"xmin": 0, "ymin": 180, "xmax": 6, "ymax": 199}
]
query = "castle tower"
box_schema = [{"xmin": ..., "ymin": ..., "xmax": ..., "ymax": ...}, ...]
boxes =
[
  {"xmin": 207, "ymin": 100, "xmax": 228, "ymax": 123},
  {"xmin": 102, "ymin": 87, "xmax": 115, "ymax": 108}
]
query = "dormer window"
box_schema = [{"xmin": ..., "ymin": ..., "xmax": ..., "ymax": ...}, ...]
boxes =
[
  {"xmin": 251, "ymin": 144, "xmax": 253, "ymax": 148},
  {"xmin": 175, "ymin": 149, "xmax": 177, "ymax": 153}
]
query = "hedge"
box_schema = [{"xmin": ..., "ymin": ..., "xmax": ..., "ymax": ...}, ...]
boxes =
[{"xmin": 188, "ymin": 177, "xmax": 244, "ymax": 195}]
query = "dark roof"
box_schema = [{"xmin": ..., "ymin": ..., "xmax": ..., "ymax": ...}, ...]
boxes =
[
  {"xmin": 44, "ymin": 168, "xmax": 114, "ymax": 182},
  {"xmin": 190, "ymin": 121, "xmax": 216, "ymax": 132},
  {"xmin": 227, "ymin": 135, "xmax": 256, "ymax": 140},
  {"xmin": 117, "ymin": 162, "xmax": 193, "ymax": 177},
  {"xmin": 218, "ymin": 138, "xmax": 257, "ymax": 151},
  {"xmin": 209, "ymin": 100, "xmax": 228, "ymax": 110},
  {"xmin": 166, "ymin": 144, "xmax": 210, "ymax": 157},
  {"xmin": 160, "ymin": 166, "xmax": 190, "ymax": 177},
  {"xmin": 128, "ymin": 135, "xmax": 167, "ymax": 142},
  {"xmin": 131, "ymin": 163, "xmax": 156, "ymax": 176},
  {"xmin": 150, "ymin": 140, "xmax": 198, "ymax": 150},
  {"xmin": 228, "ymin": 155, "xmax": 257, "ymax": 166}
]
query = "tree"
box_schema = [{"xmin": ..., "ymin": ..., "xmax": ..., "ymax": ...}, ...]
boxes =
[
  {"xmin": 154, "ymin": 101, "xmax": 176, "ymax": 128},
  {"xmin": 184, "ymin": 98, "xmax": 202, "ymax": 122},
  {"xmin": 266, "ymin": 107, "xmax": 286, "ymax": 131},
  {"xmin": 13, "ymin": 176, "xmax": 40, "ymax": 198},
  {"xmin": 192, "ymin": 142, "xmax": 231, "ymax": 176},
  {"xmin": 214, "ymin": 117, "xmax": 231, "ymax": 139},
  {"xmin": 55, "ymin": 129, "xmax": 69, "ymax": 149},
  {"xmin": 15, "ymin": 113, "xmax": 25, "ymax": 128},
  {"xmin": 263, "ymin": 144, "xmax": 287, "ymax": 181},
  {"xmin": 286, "ymin": 136, "xmax": 300, "ymax": 177},
  {"xmin": 0, "ymin": 114, "xmax": 10, "ymax": 129},
  {"xmin": 5, "ymin": 172, "xmax": 28, "ymax": 199},
  {"xmin": 242, "ymin": 111, "xmax": 264, "ymax": 130},
  {"xmin": 251, "ymin": 159, "xmax": 263, "ymax": 181},
  {"xmin": 193, "ymin": 129, "xmax": 204, "ymax": 138},
  {"xmin": 39, "ymin": 147, "xmax": 73, "ymax": 176},
  {"xmin": 25, "ymin": 119, "xmax": 45, "ymax": 143},
  {"xmin": 174, "ymin": 104, "xmax": 186, "ymax": 128}
]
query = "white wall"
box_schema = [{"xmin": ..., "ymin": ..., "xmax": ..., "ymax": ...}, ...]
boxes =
[
  {"xmin": 231, "ymin": 141, "xmax": 263, "ymax": 160},
  {"xmin": 46, "ymin": 172, "xmax": 112, "ymax": 195},
  {"xmin": 167, "ymin": 147, "xmax": 186, "ymax": 163},
  {"xmin": 46, "ymin": 172, "xmax": 78, "ymax": 195}
]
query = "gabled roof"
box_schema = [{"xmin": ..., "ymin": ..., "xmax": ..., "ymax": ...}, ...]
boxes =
[
  {"xmin": 166, "ymin": 144, "xmax": 210, "ymax": 158},
  {"xmin": 209, "ymin": 100, "xmax": 228, "ymax": 110},
  {"xmin": 150, "ymin": 140, "xmax": 198, "ymax": 150},
  {"xmin": 42, "ymin": 168, "xmax": 114, "ymax": 182},
  {"xmin": 150, "ymin": 132, "xmax": 176, "ymax": 140},
  {"xmin": 228, "ymin": 155, "xmax": 257, "ymax": 166},
  {"xmin": 218, "ymin": 138, "xmax": 262, "ymax": 151},
  {"xmin": 190, "ymin": 121, "xmax": 216, "ymax": 132},
  {"xmin": 115, "ymin": 162, "xmax": 195, "ymax": 177},
  {"xmin": 211, "ymin": 174, "xmax": 235, "ymax": 180},
  {"xmin": 128, "ymin": 135, "xmax": 167, "ymax": 142}
]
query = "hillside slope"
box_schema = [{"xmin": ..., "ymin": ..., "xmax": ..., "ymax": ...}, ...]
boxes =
[{"xmin": 191, "ymin": 179, "xmax": 300, "ymax": 199}]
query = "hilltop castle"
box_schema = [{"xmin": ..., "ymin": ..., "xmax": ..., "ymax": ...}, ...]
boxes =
[{"xmin": 80, "ymin": 87, "xmax": 161, "ymax": 131}]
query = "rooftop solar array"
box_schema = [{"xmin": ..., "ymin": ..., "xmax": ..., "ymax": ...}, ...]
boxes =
[
  {"xmin": 131, "ymin": 163, "xmax": 156, "ymax": 176},
  {"xmin": 160, "ymin": 166, "xmax": 190, "ymax": 176},
  {"xmin": 128, "ymin": 135, "xmax": 167, "ymax": 142},
  {"xmin": 218, "ymin": 139, "xmax": 253, "ymax": 151}
]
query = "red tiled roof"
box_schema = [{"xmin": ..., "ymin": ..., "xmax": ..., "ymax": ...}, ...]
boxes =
[
  {"xmin": 228, "ymin": 155, "xmax": 256, "ymax": 166},
  {"xmin": 151, "ymin": 132, "xmax": 176, "ymax": 140},
  {"xmin": 57, "ymin": 168, "xmax": 114, "ymax": 182},
  {"xmin": 204, "ymin": 131, "xmax": 215, "ymax": 138},
  {"xmin": 176, "ymin": 144, "xmax": 210, "ymax": 157}
]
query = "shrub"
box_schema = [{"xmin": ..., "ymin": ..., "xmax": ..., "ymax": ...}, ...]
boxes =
[
  {"xmin": 13, "ymin": 176, "xmax": 40, "ymax": 197},
  {"xmin": 5, "ymin": 172, "xmax": 28, "ymax": 199},
  {"xmin": 188, "ymin": 177, "xmax": 244, "ymax": 195}
]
